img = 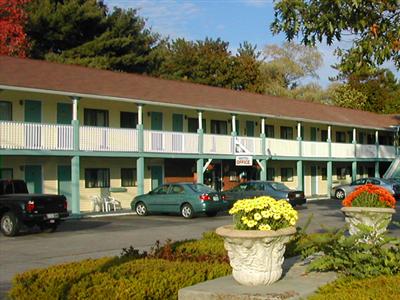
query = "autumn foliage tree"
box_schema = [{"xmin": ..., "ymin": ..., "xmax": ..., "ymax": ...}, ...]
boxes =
[{"xmin": 0, "ymin": 0, "xmax": 30, "ymax": 57}]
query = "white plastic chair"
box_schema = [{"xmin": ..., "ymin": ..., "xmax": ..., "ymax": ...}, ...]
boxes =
[
  {"xmin": 90, "ymin": 195, "xmax": 103, "ymax": 212},
  {"xmin": 102, "ymin": 196, "xmax": 122, "ymax": 212}
]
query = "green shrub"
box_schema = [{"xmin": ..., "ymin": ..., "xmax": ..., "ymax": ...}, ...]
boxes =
[
  {"xmin": 9, "ymin": 259, "xmax": 231, "ymax": 300},
  {"xmin": 309, "ymin": 274, "xmax": 400, "ymax": 300}
]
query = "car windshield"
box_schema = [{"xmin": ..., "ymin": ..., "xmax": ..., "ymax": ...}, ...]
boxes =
[
  {"xmin": 269, "ymin": 182, "xmax": 290, "ymax": 191},
  {"xmin": 230, "ymin": 184, "xmax": 247, "ymax": 191},
  {"xmin": 188, "ymin": 184, "xmax": 216, "ymax": 193}
]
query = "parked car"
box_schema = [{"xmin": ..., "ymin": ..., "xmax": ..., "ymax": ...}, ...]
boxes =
[
  {"xmin": 222, "ymin": 181, "xmax": 306, "ymax": 209},
  {"xmin": 0, "ymin": 179, "xmax": 69, "ymax": 237},
  {"xmin": 331, "ymin": 177, "xmax": 400, "ymax": 200},
  {"xmin": 131, "ymin": 183, "xmax": 225, "ymax": 219}
]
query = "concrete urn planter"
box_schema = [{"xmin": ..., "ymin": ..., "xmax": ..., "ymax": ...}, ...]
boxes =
[
  {"xmin": 216, "ymin": 225, "xmax": 296, "ymax": 286},
  {"xmin": 341, "ymin": 207, "xmax": 396, "ymax": 236}
]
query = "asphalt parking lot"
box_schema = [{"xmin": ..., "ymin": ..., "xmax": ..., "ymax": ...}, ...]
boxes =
[{"xmin": 1, "ymin": 198, "xmax": 399, "ymax": 298}]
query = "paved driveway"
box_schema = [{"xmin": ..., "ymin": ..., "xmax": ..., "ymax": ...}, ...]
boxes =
[{"xmin": 1, "ymin": 199, "xmax": 399, "ymax": 298}]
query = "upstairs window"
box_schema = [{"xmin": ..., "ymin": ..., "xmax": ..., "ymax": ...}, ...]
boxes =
[
  {"xmin": 265, "ymin": 125, "xmax": 275, "ymax": 138},
  {"xmin": 120, "ymin": 112, "xmax": 137, "ymax": 128},
  {"xmin": 211, "ymin": 120, "xmax": 228, "ymax": 135},
  {"xmin": 0, "ymin": 101, "xmax": 12, "ymax": 121},
  {"xmin": 280, "ymin": 126, "xmax": 293, "ymax": 140},
  {"xmin": 188, "ymin": 118, "xmax": 206, "ymax": 133},
  {"xmin": 84, "ymin": 109, "xmax": 109, "ymax": 127},
  {"xmin": 335, "ymin": 131, "xmax": 346, "ymax": 143},
  {"xmin": 321, "ymin": 130, "xmax": 328, "ymax": 142}
]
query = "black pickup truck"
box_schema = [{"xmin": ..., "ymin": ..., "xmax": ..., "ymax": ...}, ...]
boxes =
[{"xmin": 0, "ymin": 180, "xmax": 69, "ymax": 237}]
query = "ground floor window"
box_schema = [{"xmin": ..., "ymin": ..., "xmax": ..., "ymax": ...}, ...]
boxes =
[
  {"xmin": 267, "ymin": 168, "xmax": 275, "ymax": 181},
  {"xmin": 121, "ymin": 168, "xmax": 136, "ymax": 187},
  {"xmin": 321, "ymin": 167, "xmax": 327, "ymax": 180},
  {"xmin": 85, "ymin": 168, "xmax": 110, "ymax": 188},
  {"xmin": 336, "ymin": 167, "xmax": 347, "ymax": 180},
  {"xmin": 0, "ymin": 168, "xmax": 13, "ymax": 179},
  {"xmin": 281, "ymin": 168, "xmax": 293, "ymax": 182}
]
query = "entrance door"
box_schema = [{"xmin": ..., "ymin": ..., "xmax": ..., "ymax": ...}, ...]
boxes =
[
  {"xmin": 246, "ymin": 121, "xmax": 254, "ymax": 137},
  {"xmin": 25, "ymin": 165, "xmax": 42, "ymax": 193},
  {"xmin": 151, "ymin": 166, "xmax": 163, "ymax": 190},
  {"xmin": 58, "ymin": 165, "xmax": 72, "ymax": 211},
  {"xmin": 172, "ymin": 114, "xmax": 183, "ymax": 132},
  {"xmin": 57, "ymin": 103, "xmax": 72, "ymax": 124},
  {"xmin": 310, "ymin": 127, "xmax": 317, "ymax": 141},
  {"xmin": 25, "ymin": 100, "xmax": 42, "ymax": 148},
  {"xmin": 311, "ymin": 166, "xmax": 318, "ymax": 196},
  {"xmin": 151, "ymin": 112, "xmax": 163, "ymax": 130},
  {"xmin": 25, "ymin": 100, "xmax": 41, "ymax": 123}
]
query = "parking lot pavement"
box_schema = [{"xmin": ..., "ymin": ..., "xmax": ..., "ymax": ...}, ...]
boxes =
[{"xmin": 1, "ymin": 198, "xmax": 399, "ymax": 298}]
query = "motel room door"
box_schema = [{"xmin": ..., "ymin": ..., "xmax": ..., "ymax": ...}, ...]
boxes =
[
  {"xmin": 25, "ymin": 165, "xmax": 42, "ymax": 194},
  {"xmin": 58, "ymin": 165, "xmax": 72, "ymax": 211},
  {"xmin": 151, "ymin": 166, "xmax": 163, "ymax": 190},
  {"xmin": 310, "ymin": 166, "xmax": 318, "ymax": 196}
]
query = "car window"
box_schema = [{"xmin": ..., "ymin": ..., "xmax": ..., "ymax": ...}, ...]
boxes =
[
  {"xmin": 351, "ymin": 179, "xmax": 366, "ymax": 185},
  {"xmin": 188, "ymin": 184, "xmax": 216, "ymax": 193},
  {"xmin": 366, "ymin": 179, "xmax": 380, "ymax": 185},
  {"xmin": 230, "ymin": 183, "xmax": 247, "ymax": 192},
  {"xmin": 170, "ymin": 185, "xmax": 184, "ymax": 194},
  {"xmin": 245, "ymin": 183, "xmax": 257, "ymax": 191},
  {"xmin": 269, "ymin": 182, "xmax": 290, "ymax": 191},
  {"xmin": 152, "ymin": 185, "xmax": 170, "ymax": 195}
]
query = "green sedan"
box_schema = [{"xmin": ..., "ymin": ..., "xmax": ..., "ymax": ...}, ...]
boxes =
[{"xmin": 131, "ymin": 183, "xmax": 226, "ymax": 219}]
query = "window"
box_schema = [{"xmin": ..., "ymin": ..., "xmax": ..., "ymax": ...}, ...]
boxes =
[
  {"xmin": 0, "ymin": 168, "xmax": 13, "ymax": 179},
  {"xmin": 358, "ymin": 132, "xmax": 365, "ymax": 144},
  {"xmin": 336, "ymin": 167, "xmax": 347, "ymax": 180},
  {"xmin": 84, "ymin": 109, "xmax": 109, "ymax": 127},
  {"xmin": 170, "ymin": 184, "xmax": 184, "ymax": 194},
  {"xmin": 188, "ymin": 118, "xmax": 206, "ymax": 133},
  {"xmin": 367, "ymin": 167, "xmax": 375, "ymax": 177},
  {"xmin": 367, "ymin": 133, "xmax": 375, "ymax": 144},
  {"xmin": 351, "ymin": 178, "xmax": 366, "ymax": 186},
  {"xmin": 267, "ymin": 168, "xmax": 275, "ymax": 181},
  {"xmin": 321, "ymin": 167, "xmax": 327, "ymax": 181},
  {"xmin": 321, "ymin": 130, "xmax": 328, "ymax": 142},
  {"xmin": 336, "ymin": 131, "xmax": 346, "ymax": 143},
  {"xmin": 280, "ymin": 126, "xmax": 293, "ymax": 140},
  {"xmin": 152, "ymin": 185, "xmax": 170, "ymax": 194},
  {"xmin": 211, "ymin": 120, "xmax": 228, "ymax": 135},
  {"xmin": 85, "ymin": 168, "xmax": 110, "ymax": 188},
  {"xmin": 265, "ymin": 125, "xmax": 274, "ymax": 138},
  {"xmin": 281, "ymin": 168, "xmax": 293, "ymax": 182},
  {"xmin": 120, "ymin": 112, "xmax": 137, "ymax": 128},
  {"xmin": 0, "ymin": 101, "xmax": 12, "ymax": 121},
  {"xmin": 121, "ymin": 168, "xmax": 136, "ymax": 187}
]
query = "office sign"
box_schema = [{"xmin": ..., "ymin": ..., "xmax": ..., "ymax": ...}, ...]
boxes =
[{"xmin": 235, "ymin": 156, "xmax": 253, "ymax": 166}]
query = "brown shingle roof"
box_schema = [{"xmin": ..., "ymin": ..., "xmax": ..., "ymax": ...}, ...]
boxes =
[{"xmin": 0, "ymin": 55, "xmax": 398, "ymax": 129}]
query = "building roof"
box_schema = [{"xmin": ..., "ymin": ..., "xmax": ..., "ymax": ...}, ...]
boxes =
[{"xmin": 0, "ymin": 55, "xmax": 398, "ymax": 130}]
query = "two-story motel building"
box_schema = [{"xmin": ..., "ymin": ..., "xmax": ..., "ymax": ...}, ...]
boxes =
[{"xmin": 0, "ymin": 56, "xmax": 398, "ymax": 215}]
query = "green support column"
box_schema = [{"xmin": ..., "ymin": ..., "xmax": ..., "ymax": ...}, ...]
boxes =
[
  {"xmin": 260, "ymin": 159, "xmax": 267, "ymax": 181},
  {"xmin": 297, "ymin": 160, "xmax": 303, "ymax": 191},
  {"xmin": 327, "ymin": 161, "xmax": 332, "ymax": 196},
  {"xmin": 352, "ymin": 161, "xmax": 357, "ymax": 182},
  {"xmin": 71, "ymin": 117, "xmax": 81, "ymax": 217},
  {"xmin": 197, "ymin": 158, "xmax": 204, "ymax": 184},
  {"xmin": 375, "ymin": 161, "xmax": 380, "ymax": 178},
  {"xmin": 137, "ymin": 123, "xmax": 144, "ymax": 195}
]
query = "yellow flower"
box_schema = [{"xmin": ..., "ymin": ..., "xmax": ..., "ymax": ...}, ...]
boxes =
[
  {"xmin": 258, "ymin": 224, "xmax": 271, "ymax": 231},
  {"xmin": 254, "ymin": 213, "xmax": 262, "ymax": 221}
]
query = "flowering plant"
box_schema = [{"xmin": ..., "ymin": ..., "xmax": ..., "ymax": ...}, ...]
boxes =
[
  {"xmin": 228, "ymin": 196, "xmax": 298, "ymax": 231},
  {"xmin": 342, "ymin": 184, "xmax": 396, "ymax": 209}
]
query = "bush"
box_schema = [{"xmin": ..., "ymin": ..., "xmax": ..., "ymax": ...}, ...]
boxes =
[
  {"xmin": 309, "ymin": 274, "xmax": 400, "ymax": 300},
  {"xmin": 9, "ymin": 258, "xmax": 231, "ymax": 300}
]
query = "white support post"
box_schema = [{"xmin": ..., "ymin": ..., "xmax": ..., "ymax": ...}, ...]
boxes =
[
  {"xmin": 72, "ymin": 97, "xmax": 79, "ymax": 121},
  {"xmin": 375, "ymin": 130, "xmax": 379, "ymax": 144},
  {"xmin": 353, "ymin": 128, "xmax": 357, "ymax": 143},
  {"xmin": 328, "ymin": 126, "xmax": 331, "ymax": 142},
  {"xmin": 261, "ymin": 118, "xmax": 265, "ymax": 135},
  {"xmin": 198, "ymin": 111, "xmax": 203, "ymax": 130},
  {"xmin": 137, "ymin": 104, "xmax": 143, "ymax": 125},
  {"xmin": 297, "ymin": 122, "xmax": 301, "ymax": 140},
  {"xmin": 232, "ymin": 115, "xmax": 236, "ymax": 134}
]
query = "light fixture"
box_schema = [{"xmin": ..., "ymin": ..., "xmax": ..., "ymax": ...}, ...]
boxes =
[{"xmin": 19, "ymin": 100, "xmax": 24, "ymax": 106}]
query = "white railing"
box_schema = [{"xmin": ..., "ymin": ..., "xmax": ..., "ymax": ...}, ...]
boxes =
[
  {"xmin": 236, "ymin": 137, "xmax": 262, "ymax": 155},
  {"xmin": 266, "ymin": 138, "xmax": 299, "ymax": 157},
  {"xmin": 80, "ymin": 126, "xmax": 138, "ymax": 152},
  {"xmin": 203, "ymin": 134, "xmax": 233, "ymax": 154},
  {"xmin": 143, "ymin": 130, "xmax": 198, "ymax": 153},
  {"xmin": 302, "ymin": 141, "xmax": 329, "ymax": 158},
  {"xmin": 379, "ymin": 145, "xmax": 396, "ymax": 158},
  {"xmin": 356, "ymin": 144, "xmax": 376, "ymax": 158},
  {"xmin": 0, "ymin": 121, "xmax": 73, "ymax": 150},
  {"xmin": 331, "ymin": 143, "xmax": 354, "ymax": 158}
]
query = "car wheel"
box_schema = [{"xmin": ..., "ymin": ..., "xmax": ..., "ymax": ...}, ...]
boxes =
[
  {"xmin": 39, "ymin": 223, "xmax": 58, "ymax": 233},
  {"xmin": 135, "ymin": 202, "xmax": 148, "ymax": 216},
  {"xmin": 206, "ymin": 211, "xmax": 218, "ymax": 217},
  {"xmin": 335, "ymin": 189, "xmax": 345, "ymax": 200},
  {"xmin": 181, "ymin": 203, "xmax": 194, "ymax": 219},
  {"xmin": 0, "ymin": 212, "xmax": 20, "ymax": 237}
]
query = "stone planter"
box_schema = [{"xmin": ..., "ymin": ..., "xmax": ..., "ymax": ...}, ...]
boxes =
[
  {"xmin": 341, "ymin": 206, "xmax": 396, "ymax": 236},
  {"xmin": 216, "ymin": 225, "xmax": 296, "ymax": 286}
]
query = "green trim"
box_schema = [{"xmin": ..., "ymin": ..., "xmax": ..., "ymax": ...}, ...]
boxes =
[
  {"xmin": 71, "ymin": 155, "xmax": 80, "ymax": 215},
  {"xmin": 260, "ymin": 159, "xmax": 267, "ymax": 181},
  {"xmin": 72, "ymin": 119, "xmax": 79, "ymax": 151},
  {"xmin": 327, "ymin": 161, "xmax": 333, "ymax": 193},
  {"xmin": 137, "ymin": 124, "xmax": 144, "ymax": 152},
  {"xmin": 196, "ymin": 158, "xmax": 204, "ymax": 184},
  {"xmin": 137, "ymin": 157, "xmax": 144, "ymax": 195},
  {"xmin": 375, "ymin": 161, "xmax": 380, "ymax": 178},
  {"xmin": 296, "ymin": 160, "xmax": 303, "ymax": 191},
  {"xmin": 352, "ymin": 161, "xmax": 357, "ymax": 181},
  {"xmin": 197, "ymin": 128, "xmax": 204, "ymax": 154}
]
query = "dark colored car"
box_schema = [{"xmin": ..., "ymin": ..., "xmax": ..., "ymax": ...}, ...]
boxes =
[
  {"xmin": 222, "ymin": 180, "xmax": 306, "ymax": 208},
  {"xmin": 0, "ymin": 179, "xmax": 69, "ymax": 237},
  {"xmin": 131, "ymin": 183, "xmax": 226, "ymax": 219}
]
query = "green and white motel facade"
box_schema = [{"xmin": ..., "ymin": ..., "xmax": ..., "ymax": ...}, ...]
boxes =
[{"xmin": 0, "ymin": 56, "xmax": 398, "ymax": 215}]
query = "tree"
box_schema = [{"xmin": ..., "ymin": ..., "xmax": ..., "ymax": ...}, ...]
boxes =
[
  {"xmin": 0, "ymin": 0, "xmax": 30, "ymax": 57},
  {"xmin": 45, "ymin": 8, "xmax": 161, "ymax": 73},
  {"xmin": 271, "ymin": 0, "xmax": 400, "ymax": 76},
  {"xmin": 262, "ymin": 42, "xmax": 322, "ymax": 89},
  {"xmin": 328, "ymin": 83, "xmax": 368, "ymax": 110},
  {"xmin": 26, "ymin": 0, "xmax": 108, "ymax": 58}
]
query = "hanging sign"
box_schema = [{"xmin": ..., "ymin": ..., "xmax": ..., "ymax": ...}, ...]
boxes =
[{"xmin": 235, "ymin": 155, "xmax": 253, "ymax": 166}]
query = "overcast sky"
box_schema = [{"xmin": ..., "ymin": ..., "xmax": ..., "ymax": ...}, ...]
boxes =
[{"xmin": 104, "ymin": 0, "xmax": 398, "ymax": 88}]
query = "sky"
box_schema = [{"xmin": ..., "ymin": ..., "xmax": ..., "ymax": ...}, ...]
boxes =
[{"xmin": 104, "ymin": 0, "xmax": 398, "ymax": 88}]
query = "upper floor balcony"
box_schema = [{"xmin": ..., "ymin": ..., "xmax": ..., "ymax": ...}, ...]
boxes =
[{"xmin": 0, "ymin": 121, "xmax": 397, "ymax": 159}]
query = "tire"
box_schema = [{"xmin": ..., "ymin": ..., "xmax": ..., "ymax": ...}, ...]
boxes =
[
  {"xmin": 135, "ymin": 202, "xmax": 148, "ymax": 216},
  {"xmin": 205, "ymin": 211, "xmax": 218, "ymax": 217},
  {"xmin": 0, "ymin": 212, "xmax": 20, "ymax": 237},
  {"xmin": 335, "ymin": 189, "xmax": 346, "ymax": 200},
  {"xmin": 181, "ymin": 203, "xmax": 194, "ymax": 219},
  {"xmin": 39, "ymin": 223, "xmax": 58, "ymax": 233}
]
